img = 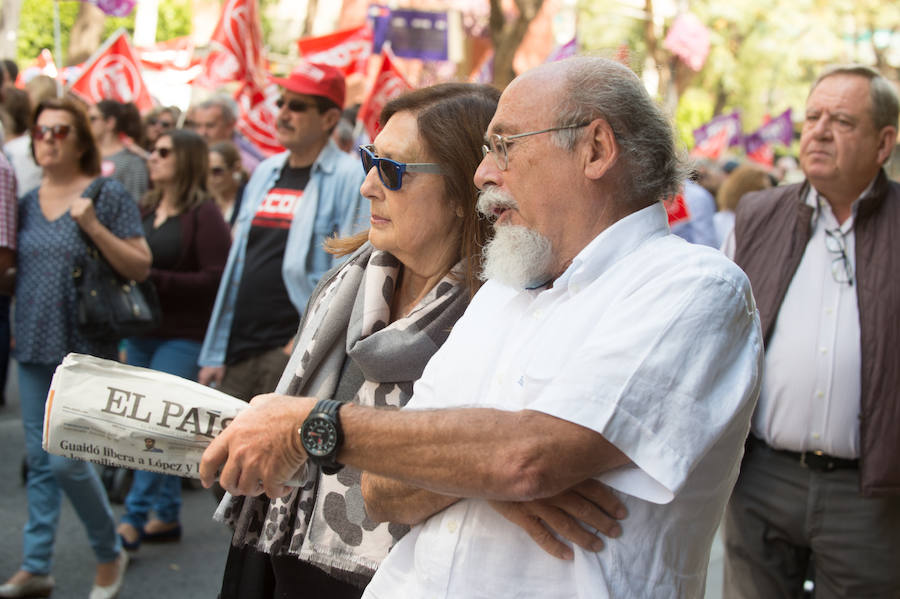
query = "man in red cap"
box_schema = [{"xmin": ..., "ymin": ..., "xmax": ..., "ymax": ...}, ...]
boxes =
[{"xmin": 198, "ymin": 62, "xmax": 368, "ymax": 407}]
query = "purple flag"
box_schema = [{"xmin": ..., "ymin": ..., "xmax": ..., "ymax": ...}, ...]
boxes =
[
  {"xmin": 744, "ymin": 108, "xmax": 793, "ymax": 155},
  {"xmin": 693, "ymin": 111, "xmax": 743, "ymax": 149},
  {"xmin": 545, "ymin": 38, "xmax": 577, "ymax": 63},
  {"xmin": 368, "ymin": 4, "xmax": 392, "ymax": 54},
  {"xmin": 91, "ymin": 0, "xmax": 137, "ymax": 17}
]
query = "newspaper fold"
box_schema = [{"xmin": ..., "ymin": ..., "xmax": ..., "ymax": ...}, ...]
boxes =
[{"xmin": 43, "ymin": 353, "xmax": 250, "ymax": 479}]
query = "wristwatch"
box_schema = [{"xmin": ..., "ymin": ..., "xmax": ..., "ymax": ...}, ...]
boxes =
[{"xmin": 299, "ymin": 399, "xmax": 344, "ymax": 474}]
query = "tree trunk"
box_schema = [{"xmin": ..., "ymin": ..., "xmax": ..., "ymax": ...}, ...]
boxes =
[
  {"xmin": 67, "ymin": 2, "xmax": 106, "ymax": 66},
  {"xmin": 489, "ymin": 0, "xmax": 543, "ymax": 88},
  {"xmin": 0, "ymin": 0, "xmax": 24, "ymax": 60}
]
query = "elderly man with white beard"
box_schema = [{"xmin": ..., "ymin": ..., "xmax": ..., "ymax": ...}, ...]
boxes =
[{"xmin": 200, "ymin": 56, "xmax": 764, "ymax": 598}]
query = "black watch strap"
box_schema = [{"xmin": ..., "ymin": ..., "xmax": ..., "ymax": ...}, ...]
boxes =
[{"xmin": 301, "ymin": 398, "xmax": 344, "ymax": 474}]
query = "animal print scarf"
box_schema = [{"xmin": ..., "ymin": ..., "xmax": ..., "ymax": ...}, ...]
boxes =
[{"xmin": 215, "ymin": 242, "xmax": 470, "ymax": 586}]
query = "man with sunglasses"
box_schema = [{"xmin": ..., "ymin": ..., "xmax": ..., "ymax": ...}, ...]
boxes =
[
  {"xmin": 198, "ymin": 62, "xmax": 367, "ymax": 407},
  {"xmin": 201, "ymin": 57, "xmax": 763, "ymax": 598},
  {"xmin": 722, "ymin": 65, "xmax": 900, "ymax": 597}
]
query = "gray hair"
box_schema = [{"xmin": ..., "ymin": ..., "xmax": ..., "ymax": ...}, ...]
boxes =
[
  {"xmin": 550, "ymin": 57, "xmax": 687, "ymax": 207},
  {"xmin": 812, "ymin": 64, "xmax": 899, "ymax": 131},
  {"xmin": 196, "ymin": 94, "xmax": 239, "ymax": 125}
]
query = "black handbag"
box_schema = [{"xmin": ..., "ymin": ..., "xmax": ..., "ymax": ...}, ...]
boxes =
[{"xmin": 72, "ymin": 179, "xmax": 162, "ymax": 342}]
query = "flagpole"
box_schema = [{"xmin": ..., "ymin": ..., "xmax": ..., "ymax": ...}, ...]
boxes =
[{"xmin": 53, "ymin": 0, "xmax": 63, "ymax": 97}]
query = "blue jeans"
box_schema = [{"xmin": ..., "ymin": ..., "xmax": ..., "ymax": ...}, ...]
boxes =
[
  {"xmin": 120, "ymin": 337, "xmax": 201, "ymax": 530},
  {"xmin": 18, "ymin": 362, "xmax": 121, "ymax": 574}
]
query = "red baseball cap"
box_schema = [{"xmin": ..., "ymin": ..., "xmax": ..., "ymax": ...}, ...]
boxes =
[{"xmin": 270, "ymin": 62, "xmax": 345, "ymax": 109}]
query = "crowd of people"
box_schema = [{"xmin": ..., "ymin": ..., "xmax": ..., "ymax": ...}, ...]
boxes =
[{"xmin": 0, "ymin": 52, "xmax": 895, "ymax": 599}]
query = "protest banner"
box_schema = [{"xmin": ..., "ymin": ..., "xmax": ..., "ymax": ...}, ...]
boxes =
[
  {"xmin": 663, "ymin": 13, "xmax": 711, "ymax": 72},
  {"xmin": 68, "ymin": 29, "xmax": 153, "ymax": 111}
]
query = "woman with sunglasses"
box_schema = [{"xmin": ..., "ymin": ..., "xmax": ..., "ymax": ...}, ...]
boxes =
[
  {"xmin": 208, "ymin": 141, "xmax": 247, "ymax": 228},
  {"xmin": 142, "ymin": 106, "xmax": 180, "ymax": 152},
  {"xmin": 216, "ymin": 82, "xmax": 500, "ymax": 599},
  {"xmin": 88, "ymin": 100, "xmax": 149, "ymax": 204},
  {"xmin": 116, "ymin": 129, "xmax": 231, "ymax": 554},
  {"xmin": 2, "ymin": 98, "xmax": 152, "ymax": 599}
]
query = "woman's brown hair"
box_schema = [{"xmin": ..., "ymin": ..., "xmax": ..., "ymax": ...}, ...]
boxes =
[
  {"xmin": 142, "ymin": 129, "xmax": 210, "ymax": 213},
  {"xmin": 716, "ymin": 164, "xmax": 771, "ymax": 213},
  {"xmin": 327, "ymin": 83, "xmax": 501, "ymax": 297},
  {"xmin": 31, "ymin": 97, "xmax": 101, "ymax": 176}
]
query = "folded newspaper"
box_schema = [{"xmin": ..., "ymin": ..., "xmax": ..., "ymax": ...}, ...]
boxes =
[{"xmin": 43, "ymin": 353, "xmax": 250, "ymax": 479}]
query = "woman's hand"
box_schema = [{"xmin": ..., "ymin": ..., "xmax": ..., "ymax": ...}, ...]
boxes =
[
  {"xmin": 70, "ymin": 191, "xmax": 152, "ymax": 282},
  {"xmin": 70, "ymin": 197, "xmax": 102, "ymax": 236}
]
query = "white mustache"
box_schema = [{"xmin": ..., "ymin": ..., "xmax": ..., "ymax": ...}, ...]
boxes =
[{"xmin": 477, "ymin": 186, "xmax": 517, "ymax": 219}]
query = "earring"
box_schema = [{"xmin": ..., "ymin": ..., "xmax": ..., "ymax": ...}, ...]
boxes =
[{"xmin": 455, "ymin": 205, "xmax": 465, "ymax": 218}]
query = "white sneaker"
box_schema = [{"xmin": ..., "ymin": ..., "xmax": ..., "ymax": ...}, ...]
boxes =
[{"xmin": 88, "ymin": 552, "xmax": 128, "ymax": 599}]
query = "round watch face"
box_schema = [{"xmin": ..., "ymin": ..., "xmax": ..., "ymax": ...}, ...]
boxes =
[{"xmin": 301, "ymin": 418, "xmax": 338, "ymax": 458}]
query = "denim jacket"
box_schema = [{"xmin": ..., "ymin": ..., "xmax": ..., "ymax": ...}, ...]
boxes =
[{"xmin": 198, "ymin": 139, "xmax": 368, "ymax": 367}]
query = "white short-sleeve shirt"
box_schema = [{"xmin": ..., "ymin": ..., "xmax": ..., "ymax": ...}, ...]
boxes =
[{"xmin": 364, "ymin": 202, "xmax": 763, "ymax": 599}]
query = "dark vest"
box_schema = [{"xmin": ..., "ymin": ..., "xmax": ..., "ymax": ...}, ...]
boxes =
[{"xmin": 733, "ymin": 170, "xmax": 900, "ymax": 497}]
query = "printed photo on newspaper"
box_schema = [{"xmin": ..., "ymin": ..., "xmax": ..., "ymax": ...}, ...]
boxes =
[{"xmin": 42, "ymin": 353, "xmax": 250, "ymax": 479}]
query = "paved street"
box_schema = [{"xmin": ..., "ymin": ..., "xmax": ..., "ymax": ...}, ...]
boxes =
[
  {"xmin": 0, "ymin": 360, "xmax": 727, "ymax": 598},
  {"xmin": 0, "ymin": 361, "xmax": 231, "ymax": 599}
]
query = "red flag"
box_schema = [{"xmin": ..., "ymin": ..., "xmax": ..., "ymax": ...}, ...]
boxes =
[
  {"xmin": 136, "ymin": 36, "xmax": 199, "ymax": 72},
  {"xmin": 297, "ymin": 26, "xmax": 373, "ymax": 77},
  {"xmin": 196, "ymin": 0, "xmax": 266, "ymax": 89},
  {"xmin": 746, "ymin": 143, "xmax": 775, "ymax": 167},
  {"xmin": 68, "ymin": 29, "xmax": 153, "ymax": 111},
  {"xmin": 357, "ymin": 51, "xmax": 411, "ymax": 140},
  {"xmin": 664, "ymin": 193, "xmax": 691, "ymax": 226},
  {"xmin": 235, "ymin": 82, "xmax": 284, "ymax": 156},
  {"xmin": 17, "ymin": 49, "xmax": 58, "ymax": 86},
  {"xmin": 690, "ymin": 127, "xmax": 729, "ymax": 160}
]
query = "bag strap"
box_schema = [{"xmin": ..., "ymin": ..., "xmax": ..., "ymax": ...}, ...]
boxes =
[{"xmin": 77, "ymin": 177, "xmax": 111, "ymax": 252}]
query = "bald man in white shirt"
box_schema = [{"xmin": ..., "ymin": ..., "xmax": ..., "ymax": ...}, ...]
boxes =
[{"xmin": 201, "ymin": 57, "xmax": 763, "ymax": 599}]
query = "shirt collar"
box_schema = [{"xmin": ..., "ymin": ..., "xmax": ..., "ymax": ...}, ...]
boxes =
[
  {"xmin": 807, "ymin": 174, "xmax": 878, "ymax": 229},
  {"xmin": 554, "ymin": 201, "xmax": 670, "ymax": 292}
]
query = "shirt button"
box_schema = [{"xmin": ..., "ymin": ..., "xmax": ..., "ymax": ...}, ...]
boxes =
[
  {"xmin": 811, "ymin": 433, "xmax": 821, "ymax": 440},
  {"xmin": 825, "ymin": 308, "xmax": 834, "ymax": 315},
  {"xmin": 820, "ymin": 347, "xmax": 828, "ymax": 354},
  {"xmin": 447, "ymin": 521, "xmax": 458, "ymax": 533},
  {"xmin": 816, "ymin": 391, "xmax": 824, "ymax": 398}
]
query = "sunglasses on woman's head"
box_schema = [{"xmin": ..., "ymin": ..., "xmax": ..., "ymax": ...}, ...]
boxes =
[
  {"xmin": 151, "ymin": 147, "xmax": 173, "ymax": 158},
  {"xmin": 275, "ymin": 97, "xmax": 315, "ymax": 113},
  {"xmin": 358, "ymin": 144, "xmax": 444, "ymax": 191},
  {"xmin": 32, "ymin": 124, "xmax": 72, "ymax": 141}
]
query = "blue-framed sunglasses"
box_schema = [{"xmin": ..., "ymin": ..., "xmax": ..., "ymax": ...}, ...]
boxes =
[{"xmin": 358, "ymin": 144, "xmax": 444, "ymax": 191}]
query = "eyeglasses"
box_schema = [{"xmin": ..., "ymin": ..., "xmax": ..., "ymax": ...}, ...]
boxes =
[
  {"xmin": 824, "ymin": 228, "xmax": 854, "ymax": 286},
  {"xmin": 358, "ymin": 144, "xmax": 444, "ymax": 191},
  {"xmin": 151, "ymin": 146, "xmax": 173, "ymax": 159},
  {"xmin": 149, "ymin": 118, "xmax": 175, "ymax": 129},
  {"xmin": 32, "ymin": 124, "xmax": 72, "ymax": 141},
  {"xmin": 276, "ymin": 97, "xmax": 314, "ymax": 113},
  {"xmin": 482, "ymin": 122, "xmax": 591, "ymax": 171},
  {"xmin": 209, "ymin": 166, "xmax": 226, "ymax": 176}
]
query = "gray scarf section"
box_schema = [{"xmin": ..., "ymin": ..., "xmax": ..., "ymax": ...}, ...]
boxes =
[{"xmin": 215, "ymin": 242, "xmax": 470, "ymax": 586}]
